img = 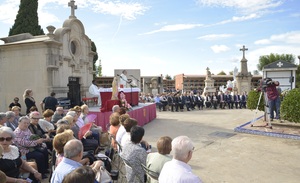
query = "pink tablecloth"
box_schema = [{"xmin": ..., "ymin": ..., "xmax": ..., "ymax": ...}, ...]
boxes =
[{"xmin": 90, "ymin": 103, "xmax": 157, "ymax": 132}]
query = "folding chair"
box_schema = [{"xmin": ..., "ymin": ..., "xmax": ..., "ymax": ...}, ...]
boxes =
[
  {"xmin": 120, "ymin": 156, "xmax": 144, "ymax": 183},
  {"xmin": 141, "ymin": 164, "xmax": 160, "ymax": 181}
]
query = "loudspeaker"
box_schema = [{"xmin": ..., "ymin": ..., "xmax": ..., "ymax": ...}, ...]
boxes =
[{"xmin": 158, "ymin": 77, "xmax": 161, "ymax": 84}]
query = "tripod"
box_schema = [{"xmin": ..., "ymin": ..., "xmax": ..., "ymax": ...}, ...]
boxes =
[{"xmin": 250, "ymin": 89, "xmax": 272, "ymax": 129}]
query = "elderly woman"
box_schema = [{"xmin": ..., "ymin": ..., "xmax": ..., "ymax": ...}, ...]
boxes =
[
  {"xmin": 108, "ymin": 112, "xmax": 120, "ymax": 150},
  {"xmin": 39, "ymin": 109, "xmax": 55, "ymax": 133},
  {"xmin": 121, "ymin": 125, "xmax": 147, "ymax": 183},
  {"xmin": 51, "ymin": 107, "xmax": 65, "ymax": 124},
  {"xmin": 67, "ymin": 110, "xmax": 98, "ymax": 152},
  {"xmin": 146, "ymin": 136, "xmax": 172, "ymax": 183},
  {"xmin": 5, "ymin": 111, "xmax": 17, "ymax": 131},
  {"xmin": 28, "ymin": 111, "xmax": 52, "ymax": 150},
  {"xmin": 13, "ymin": 116, "xmax": 49, "ymax": 179},
  {"xmin": 11, "ymin": 106, "xmax": 22, "ymax": 127},
  {"xmin": 23, "ymin": 89, "xmax": 36, "ymax": 115},
  {"xmin": 0, "ymin": 113, "xmax": 7, "ymax": 127},
  {"xmin": 0, "ymin": 127, "xmax": 42, "ymax": 183}
]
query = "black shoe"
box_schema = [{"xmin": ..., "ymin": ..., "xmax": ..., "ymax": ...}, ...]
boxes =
[{"xmin": 45, "ymin": 169, "xmax": 50, "ymax": 174}]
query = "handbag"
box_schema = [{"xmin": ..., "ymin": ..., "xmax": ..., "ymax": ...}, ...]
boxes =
[{"xmin": 95, "ymin": 166, "xmax": 112, "ymax": 183}]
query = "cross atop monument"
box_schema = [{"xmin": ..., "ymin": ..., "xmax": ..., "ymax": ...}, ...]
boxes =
[
  {"xmin": 68, "ymin": 0, "xmax": 77, "ymax": 18},
  {"xmin": 239, "ymin": 45, "xmax": 248, "ymax": 59}
]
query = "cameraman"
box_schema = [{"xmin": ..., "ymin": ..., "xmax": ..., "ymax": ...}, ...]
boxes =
[{"xmin": 265, "ymin": 79, "xmax": 281, "ymax": 121}]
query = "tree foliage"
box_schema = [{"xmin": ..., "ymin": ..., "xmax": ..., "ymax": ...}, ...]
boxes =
[
  {"xmin": 229, "ymin": 71, "xmax": 233, "ymax": 75},
  {"xmin": 9, "ymin": 0, "xmax": 44, "ymax": 36},
  {"xmin": 281, "ymin": 88, "xmax": 300, "ymax": 123},
  {"xmin": 257, "ymin": 53, "xmax": 295, "ymax": 71},
  {"xmin": 97, "ymin": 60, "xmax": 102, "ymax": 77},
  {"xmin": 253, "ymin": 70, "xmax": 260, "ymax": 75},
  {"xmin": 165, "ymin": 74, "xmax": 172, "ymax": 80},
  {"xmin": 247, "ymin": 90, "xmax": 264, "ymax": 111},
  {"xmin": 91, "ymin": 41, "xmax": 99, "ymax": 78},
  {"xmin": 217, "ymin": 71, "xmax": 226, "ymax": 75}
]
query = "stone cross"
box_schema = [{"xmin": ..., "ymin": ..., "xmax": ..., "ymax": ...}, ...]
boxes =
[
  {"xmin": 239, "ymin": 45, "xmax": 248, "ymax": 59},
  {"xmin": 68, "ymin": 0, "xmax": 77, "ymax": 18},
  {"xmin": 277, "ymin": 62, "xmax": 283, "ymax": 67}
]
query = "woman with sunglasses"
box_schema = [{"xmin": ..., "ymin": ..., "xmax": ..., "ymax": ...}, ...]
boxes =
[{"xmin": 0, "ymin": 127, "xmax": 42, "ymax": 183}]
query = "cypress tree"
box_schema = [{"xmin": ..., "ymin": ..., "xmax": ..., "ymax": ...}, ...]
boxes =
[{"xmin": 9, "ymin": 0, "xmax": 44, "ymax": 36}]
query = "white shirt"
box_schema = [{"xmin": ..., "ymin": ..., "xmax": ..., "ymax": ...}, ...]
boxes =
[
  {"xmin": 159, "ymin": 159, "xmax": 202, "ymax": 183},
  {"xmin": 116, "ymin": 125, "xmax": 126, "ymax": 144},
  {"xmin": 120, "ymin": 132, "xmax": 131, "ymax": 148},
  {"xmin": 89, "ymin": 83, "xmax": 100, "ymax": 96}
]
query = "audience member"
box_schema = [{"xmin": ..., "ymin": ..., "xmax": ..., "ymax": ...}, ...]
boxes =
[
  {"xmin": 62, "ymin": 166, "xmax": 96, "ymax": 183},
  {"xmin": 0, "ymin": 113, "xmax": 7, "ymax": 127},
  {"xmin": 121, "ymin": 118, "xmax": 138, "ymax": 148},
  {"xmin": 11, "ymin": 106, "xmax": 22, "ymax": 127},
  {"xmin": 39, "ymin": 109, "xmax": 55, "ymax": 134},
  {"xmin": 5, "ymin": 111, "xmax": 17, "ymax": 131},
  {"xmin": 23, "ymin": 89, "xmax": 37, "ymax": 115},
  {"xmin": 0, "ymin": 127, "xmax": 42, "ymax": 183},
  {"xmin": 108, "ymin": 112, "xmax": 120, "ymax": 150},
  {"xmin": 115, "ymin": 114, "xmax": 130, "ymax": 146},
  {"xmin": 112, "ymin": 105, "xmax": 120, "ymax": 113},
  {"xmin": 51, "ymin": 139, "xmax": 104, "ymax": 183},
  {"xmin": 13, "ymin": 116, "xmax": 49, "ymax": 178},
  {"xmin": 159, "ymin": 136, "xmax": 202, "ymax": 182},
  {"xmin": 51, "ymin": 107, "xmax": 65, "ymax": 124},
  {"xmin": 121, "ymin": 125, "xmax": 147, "ymax": 183},
  {"xmin": 8, "ymin": 97, "xmax": 21, "ymax": 111},
  {"xmin": 146, "ymin": 136, "xmax": 172, "ymax": 183}
]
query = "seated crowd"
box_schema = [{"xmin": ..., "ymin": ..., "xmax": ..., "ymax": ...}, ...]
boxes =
[
  {"xmin": 1, "ymin": 95, "xmax": 202, "ymax": 183},
  {"xmin": 141, "ymin": 90, "xmax": 248, "ymax": 112}
]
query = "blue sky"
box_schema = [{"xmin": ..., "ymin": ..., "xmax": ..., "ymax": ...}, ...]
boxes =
[{"xmin": 0, "ymin": 0, "xmax": 299, "ymax": 77}]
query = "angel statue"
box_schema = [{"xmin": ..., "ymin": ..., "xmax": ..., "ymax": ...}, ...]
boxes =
[
  {"xmin": 206, "ymin": 67, "xmax": 212, "ymax": 80},
  {"xmin": 111, "ymin": 77, "xmax": 119, "ymax": 100}
]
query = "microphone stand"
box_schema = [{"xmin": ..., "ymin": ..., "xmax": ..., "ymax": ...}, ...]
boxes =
[{"xmin": 129, "ymin": 75, "xmax": 140, "ymax": 88}]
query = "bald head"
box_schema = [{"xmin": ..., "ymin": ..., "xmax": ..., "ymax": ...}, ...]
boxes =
[{"xmin": 64, "ymin": 139, "xmax": 83, "ymax": 161}]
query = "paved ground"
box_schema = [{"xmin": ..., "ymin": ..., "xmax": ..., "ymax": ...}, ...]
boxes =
[{"xmin": 142, "ymin": 108, "xmax": 300, "ymax": 183}]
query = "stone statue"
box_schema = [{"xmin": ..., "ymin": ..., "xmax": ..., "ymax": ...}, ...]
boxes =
[
  {"xmin": 233, "ymin": 67, "xmax": 238, "ymax": 81},
  {"xmin": 151, "ymin": 78, "xmax": 158, "ymax": 89},
  {"xmin": 111, "ymin": 77, "xmax": 118, "ymax": 100},
  {"xmin": 206, "ymin": 67, "xmax": 212, "ymax": 80}
]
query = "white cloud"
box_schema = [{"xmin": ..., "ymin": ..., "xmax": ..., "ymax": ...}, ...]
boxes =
[
  {"xmin": 0, "ymin": 0, "xmax": 19, "ymax": 24},
  {"xmin": 197, "ymin": 34, "xmax": 233, "ymax": 40},
  {"xmin": 254, "ymin": 31, "xmax": 300, "ymax": 45},
  {"xmin": 88, "ymin": 0, "xmax": 148, "ymax": 20},
  {"xmin": 197, "ymin": 0, "xmax": 283, "ymax": 14},
  {"xmin": 290, "ymin": 13, "xmax": 300, "ymax": 17},
  {"xmin": 216, "ymin": 13, "xmax": 260, "ymax": 25},
  {"xmin": 141, "ymin": 24, "xmax": 203, "ymax": 35},
  {"xmin": 211, "ymin": 45, "xmax": 230, "ymax": 53},
  {"xmin": 254, "ymin": 39, "xmax": 271, "ymax": 45}
]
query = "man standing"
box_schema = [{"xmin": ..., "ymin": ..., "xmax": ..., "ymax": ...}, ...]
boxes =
[
  {"xmin": 8, "ymin": 97, "xmax": 22, "ymax": 111},
  {"xmin": 266, "ymin": 80, "xmax": 281, "ymax": 121},
  {"xmin": 119, "ymin": 70, "xmax": 132, "ymax": 88},
  {"xmin": 89, "ymin": 80, "xmax": 101, "ymax": 106},
  {"xmin": 40, "ymin": 92, "xmax": 58, "ymax": 112},
  {"xmin": 159, "ymin": 136, "xmax": 202, "ymax": 183}
]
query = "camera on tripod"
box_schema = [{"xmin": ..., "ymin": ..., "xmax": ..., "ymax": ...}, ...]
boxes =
[{"xmin": 258, "ymin": 77, "xmax": 274, "ymax": 90}]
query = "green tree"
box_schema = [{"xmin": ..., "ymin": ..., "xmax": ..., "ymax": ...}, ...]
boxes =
[
  {"xmin": 165, "ymin": 74, "xmax": 172, "ymax": 80},
  {"xmin": 253, "ymin": 70, "xmax": 260, "ymax": 75},
  {"xmin": 229, "ymin": 71, "xmax": 233, "ymax": 75},
  {"xmin": 257, "ymin": 53, "xmax": 295, "ymax": 71},
  {"xmin": 9, "ymin": 0, "xmax": 44, "ymax": 36},
  {"xmin": 91, "ymin": 41, "xmax": 99, "ymax": 78},
  {"xmin": 97, "ymin": 60, "xmax": 102, "ymax": 77},
  {"xmin": 217, "ymin": 71, "xmax": 226, "ymax": 75}
]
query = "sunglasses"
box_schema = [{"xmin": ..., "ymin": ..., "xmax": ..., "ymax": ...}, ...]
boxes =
[{"xmin": 0, "ymin": 137, "xmax": 13, "ymax": 142}]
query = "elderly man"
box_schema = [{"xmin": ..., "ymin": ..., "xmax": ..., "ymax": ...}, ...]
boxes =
[
  {"xmin": 51, "ymin": 139, "xmax": 104, "ymax": 183},
  {"xmin": 51, "ymin": 106, "xmax": 65, "ymax": 124},
  {"xmin": 159, "ymin": 136, "xmax": 202, "ymax": 183}
]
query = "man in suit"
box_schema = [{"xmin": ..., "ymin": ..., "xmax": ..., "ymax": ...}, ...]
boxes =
[
  {"xmin": 233, "ymin": 92, "xmax": 240, "ymax": 109},
  {"xmin": 167, "ymin": 93, "xmax": 175, "ymax": 112},
  {"xmin": 195, "ymin": 93, "xmax": 204, "ymax": 110},
  {"xmin": 189, "ymin": 92, "xmax": 195, "ymax": 110},
  {"xmin": 218, "ymin": 91, "xmax": 226, "ymax": 109},
  {"xmin": 225, "ymin": 91, "xmax": 233, "ymax": 109}
]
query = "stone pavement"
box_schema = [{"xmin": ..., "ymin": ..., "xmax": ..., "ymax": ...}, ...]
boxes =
[{"xmin": 143, "ymin": 109, "xmax": 300, "ymax": 183}]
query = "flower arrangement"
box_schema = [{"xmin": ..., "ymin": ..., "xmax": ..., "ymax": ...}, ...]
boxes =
[{"xmin": 120, "ymin": 91, "xmax": 132, "ymax": 110}]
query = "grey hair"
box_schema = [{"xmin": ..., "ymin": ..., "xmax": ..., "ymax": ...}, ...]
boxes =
[
  {"xmin": 66, "ymin": 111, "xmax": 76, "ymax": 118},
  {"xmin": 0, "ymin": 126, "xmax": 16, "ymax": 139},
  {"xmin": 64, "ymin": 139, "xmax": 83, "ymax": 159},
  {"xmin": 171, "ymin": 136, "xmax": 194, "ymax": 161},
  {"xmin": 0, "ymin": 113, "xmax": 7, "ymax": 121},
  {"xmin": 112, "ymin": 105, "xmax": 120, "ymax": 112},
  {"xmin": 5, "ymin": 111, "xmax": 15, "ymax": 119},
  {"xmin": 19, "ymin": 116, "xmax": 30, "ymax": 123}
]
